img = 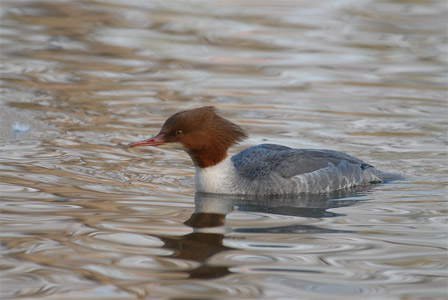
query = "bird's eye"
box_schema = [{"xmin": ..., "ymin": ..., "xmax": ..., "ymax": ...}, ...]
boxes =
[{"xmin": 176, "ymin": 130, "xmax": 183, "ymax": 136}]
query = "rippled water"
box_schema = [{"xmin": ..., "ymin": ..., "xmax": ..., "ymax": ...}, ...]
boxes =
[{"xmin": 1, "ymin": 0, "xmax": 447, "ymax": 299}]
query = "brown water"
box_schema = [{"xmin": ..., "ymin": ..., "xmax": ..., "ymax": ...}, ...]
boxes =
[{"xmin": 1, "ymin": 1, "xmax": 447, "ymax": 299}]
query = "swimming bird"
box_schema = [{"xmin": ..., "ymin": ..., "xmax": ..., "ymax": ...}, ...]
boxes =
[{"xmin": 128, "ymin": 106, "xmax": 402, "ymax": 195}]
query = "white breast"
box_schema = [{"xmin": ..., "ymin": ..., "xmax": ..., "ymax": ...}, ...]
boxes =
[{"xmin": 194, "ymin": 157, "xmax": 239, "ymax": 194}]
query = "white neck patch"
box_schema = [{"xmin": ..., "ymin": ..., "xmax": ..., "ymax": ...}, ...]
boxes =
[{"xmin": 194, "ymin": 157, "xmax": 237, "ymax": 194}]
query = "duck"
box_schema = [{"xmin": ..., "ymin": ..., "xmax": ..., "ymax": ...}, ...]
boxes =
[{"xmin": 128, "ymin": 106, "xmax": 403, "ymax": 195}]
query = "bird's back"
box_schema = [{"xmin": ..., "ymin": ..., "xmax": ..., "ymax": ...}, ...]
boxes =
[{"xmin": 230, "ymin": 144, "xmax": 401, "ymax": 194}]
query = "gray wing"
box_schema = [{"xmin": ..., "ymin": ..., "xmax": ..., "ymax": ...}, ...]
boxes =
[{"xmin": 231, "ymin": 144, "xmax": 371, "ymax": 180}]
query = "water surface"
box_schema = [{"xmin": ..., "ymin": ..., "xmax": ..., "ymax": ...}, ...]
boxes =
[{"xmin": 1, "ymin": 0, "xmax": 447, "ymax": 299}]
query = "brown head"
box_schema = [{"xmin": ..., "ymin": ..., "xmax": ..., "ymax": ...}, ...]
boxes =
[{"xmin": 128, "ymin": 106, "xmax": 248, "ymax": 168}]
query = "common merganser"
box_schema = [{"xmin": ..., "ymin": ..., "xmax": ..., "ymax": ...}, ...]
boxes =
[{"xmin": 128, "ymin": 106, "xmax": 403, "ymax": 195}]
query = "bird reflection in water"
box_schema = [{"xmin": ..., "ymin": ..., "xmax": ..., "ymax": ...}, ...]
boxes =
[{"xmin": 155, "ymin": 186, "xmax": 375, "ymax": 279}]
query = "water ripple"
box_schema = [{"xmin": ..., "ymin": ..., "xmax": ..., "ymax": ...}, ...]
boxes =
[{"xmin": 1, "ymin": 0, "xmax": 446, "ymax": 299}]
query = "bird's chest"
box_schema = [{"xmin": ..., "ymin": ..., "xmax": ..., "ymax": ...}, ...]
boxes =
[{"xmin": 194, "ymin": 158, "xmax": 238, "ymax": 194}]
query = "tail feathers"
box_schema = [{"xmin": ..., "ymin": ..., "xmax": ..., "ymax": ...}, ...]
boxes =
[{"xmin": 365, "ymin": 168, "xmax": 405, "ymax": 183}]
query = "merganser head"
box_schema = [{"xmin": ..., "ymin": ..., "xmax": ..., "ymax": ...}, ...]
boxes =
[{"xmin": 128, "ymin": 106, "xmax": 248, "ymax": 168}]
